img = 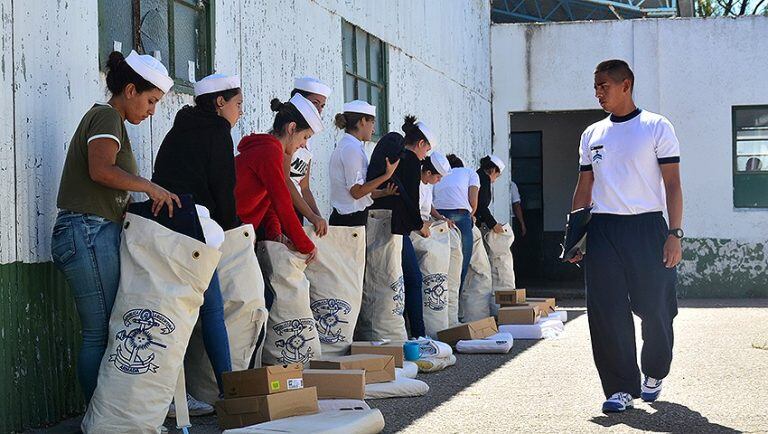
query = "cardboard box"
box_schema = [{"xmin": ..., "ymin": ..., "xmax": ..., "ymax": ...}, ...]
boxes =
[
  {"xmin": 495, "ymin": 288, "xmax": 527, "ymax": 306},
  {"xmin": 527, "ymin": 298, "xmax": 556, "ymax": 316},
  {"xmin": 223, "ymin": 364, "xmax": 304, "ymax": 398},
  {"xmin": 436, "ymin": 317, "xmax": 498, "ymax": 345},
  {"xmin": 215, "ymin": 386, "xmax": 319, "ymax": 430},
  {"xmin": 350, "ymin": 341, "xmax": 405, "ymax": 367},
  {"xmin": 498, "ymin": 305, "xmax": 541, "ymax": 325},
  {"xmin": 309, "ymin": 354, "xmax": 395, "ymax": 384},
  {"xmin": 302, "ymin": 369, "xmax": 366, "ymax": 399}
]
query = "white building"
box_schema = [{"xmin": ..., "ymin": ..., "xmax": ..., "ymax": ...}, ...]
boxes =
[
  {"xmin": 491, "ymin": 17, "xmax": 768, "ymax": 297},
  {"xmin": 0, "ymin": 1, "xmax": 491, "ymax": 431}
]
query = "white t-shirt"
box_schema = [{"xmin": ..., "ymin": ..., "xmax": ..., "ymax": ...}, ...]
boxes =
[
  {"xmin": 329, "ymin": 133, "xmax": 374, "ymax": 214},
  {"xmin": 419, "ymin": 182, "xmax": 433, "ymax": 221},
  {"xmin": 289, "ymin": 146, "xmax": 312, "ymax": 189},
  {"xmin": 432, "ymin": 167, "xmax": 481, "ymax": 212},
  {"xmin": 509, "ymin": 181, "xmax": 521, "ymax": 220},
  {"xmin": 579, "ymin": 109, "xmax": 680, "ymax": 215}
]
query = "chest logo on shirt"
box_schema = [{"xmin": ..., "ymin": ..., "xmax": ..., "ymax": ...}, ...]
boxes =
[
  {"xmin": 590, "ymin": 145, "xmax": 604, "ymax": 163},
  {"xmin": 290, "ymin": 158, "xmax": 309, "ymax": 179}
]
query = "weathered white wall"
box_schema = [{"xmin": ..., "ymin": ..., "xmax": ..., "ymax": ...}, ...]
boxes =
[
  {"xmin": 491, "ymin": 17, "xmax": 768, "ymax": 242},
  {"xmin": 0, "ymin": 0, "xmax": 491, "ymax": 263}
]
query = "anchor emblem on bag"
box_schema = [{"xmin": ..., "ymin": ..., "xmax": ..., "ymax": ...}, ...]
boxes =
[
  {"xmin": 390, "ymin": 276, "xmax": 405, "ymax": 316},
  {"xmin": 273, "ymin": 318, "xmax": 316, "ymax": 364},
  {"xmin": 423, "ymin": 273, "xmax": 448, "ymax": 311},
  {"xmin": 109, "ymin": 308, "xmax": 176, "ymax": 375},
  {"xmin": 311, "ymin": 298, "xmax": 352, "ymax": 344}
]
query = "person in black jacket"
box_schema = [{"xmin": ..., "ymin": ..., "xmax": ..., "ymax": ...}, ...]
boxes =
[
  {"xmin": 368, "ymin": 115, "xmax": 437, "ymax": 338},
  {"xmin": 475, "ymin": 154, "xmax": 507, "ymax": 234},
  {"xmin": 151, "ymin": 74, "xmax": 243, "ymax": 407}
]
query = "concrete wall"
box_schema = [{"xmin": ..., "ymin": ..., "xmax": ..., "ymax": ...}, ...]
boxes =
[
  {"xmin": 491, "ymin": 17, "xmax": 768, "ymax": 295},
  {"xmin": 0, "ymin": 2, "xmax": 491, "ymax": 430},
  {"xmin": 491, "ymin": 17, "xmax": 768, "ymax": 241},
  {"xmin": 0, "ymin": 0, "xmax": 492, "ymax": 265}
]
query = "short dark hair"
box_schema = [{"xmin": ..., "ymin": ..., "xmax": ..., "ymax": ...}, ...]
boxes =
[
  {"xmin": 595, "ymin": 59, "xmax": 634, "ymax": 90},
  {"xmin": 290, "ymin": 88, "xmax": 313, "ymax": 98},
  {"xmin": 446, "ymin": 154, "xmax": 464, "ymax": 168}
]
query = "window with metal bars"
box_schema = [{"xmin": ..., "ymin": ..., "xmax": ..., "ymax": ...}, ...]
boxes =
[
  {"xmin": 732, "ymin": 106, "xmax": 768, "ymax": 208},
  {"xmin": 342, "ymin": 21, "xmax": 388, "ymax": 140},
  {"xmin": 98, "ymin": 0, "xmax": 214, "ymax": 93}
]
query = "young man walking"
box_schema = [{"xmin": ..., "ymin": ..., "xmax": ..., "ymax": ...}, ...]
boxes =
[{"xmin": 569, "ymin": 59, "xmax": 684, "ymax": 413}]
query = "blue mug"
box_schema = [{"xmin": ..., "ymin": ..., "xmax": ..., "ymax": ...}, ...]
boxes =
[{"xmin": 403, "ymin": 342, "xmax": 420, "ymax": 361}]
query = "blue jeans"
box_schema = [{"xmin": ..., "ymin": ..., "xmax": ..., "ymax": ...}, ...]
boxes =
[
  {"xmin": 437, "ymin": 209, "xmax": 473, "ymax": 294},
  {"xmin": 200, "ymin": 271, "xmax": 232, "ymax": 394},
  {"xmin": 51, "ymin": 211, "xmax": 122, "ymax": 403},
  {"xmin": 402, "ymin": 235, "xmax": 425, "ymax": 338}
]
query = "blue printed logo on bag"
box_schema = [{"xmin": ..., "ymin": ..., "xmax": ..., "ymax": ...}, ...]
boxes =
[
  {"xmin": 109, "ymin": 309, "xmax": 175, "ymax": 375},
  {"xmin": 423, "ymin": 273, "xmax": 448, "ymax": 311},
  {"xmin": 273, "ymin": 318, "xmax": 316, "ymax": 364},
  {"xmin": 311, "ymin": 298, "xmax": 352, "ymax": 344}
]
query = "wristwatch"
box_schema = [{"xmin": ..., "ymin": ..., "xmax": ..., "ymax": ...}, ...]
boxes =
[{"xmin": 668, "ymin": 228, "xmax": 684, "ymax": 239}]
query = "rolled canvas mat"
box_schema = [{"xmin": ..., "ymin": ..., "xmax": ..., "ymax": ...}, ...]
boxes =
[
  {"xmin": 456, "ymin": 332, "xmax": 514, "ymax": 354},
  {"xmin": 357, "ymin": 209, "xmax": 407, "ymax": 341},
  {"xmin": 415, "ymin": 354, "xmax": 456, "ymax": 373},
  {"xmin": 446, "ymin": 227, "xmax": 463, "ymax": 327},
  {"xmin": 365, "ymin": 376, "xmax": 430, "ymax": 399},
  {"xmin": 82, "ymin": 213, "xmax": 221, "ymax": 433},
  {"xmin": 304, "ymin": 225, "xmax": 366, "ymax": 357},
  {"xmin": 223, "ymin": 409, "xmax": 385, "ymax": 434},
  {"xmin": 499, "ymin": 318, "xmax": 564, "ymax": 340},
  {"xmin": 257, "ymin": 241, "xmax": 321, "ymax": 365},
  {"xmin": 185, "ymin": 224, "xmax": 268, "ymax": 405},
  {"xmin": 460, "ymin": 226, "xmax": 494, "ymax": 322},
  {"xmin": 409, "ymin": 220, "xmax": 451, "ymax": 338}
]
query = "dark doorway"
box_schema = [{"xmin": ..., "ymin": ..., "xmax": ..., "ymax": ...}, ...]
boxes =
[{"xmin": 508, "ymin": 110, "xmax": 607, "ymax": 294}]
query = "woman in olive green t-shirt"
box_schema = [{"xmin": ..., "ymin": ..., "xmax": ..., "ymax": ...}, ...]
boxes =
[{"xmin": 51, "ymin": 50, "xmax": 178, "ymax": 403}]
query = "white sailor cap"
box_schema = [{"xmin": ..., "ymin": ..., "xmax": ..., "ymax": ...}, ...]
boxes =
[
  {"xmin": 194, "ymin": 73, "xmax": 241, "ymax": 97},
  {"xmin": 294, "ymin": 76, "xmax": 332, "ymax": 98},
  {"xmin": 489, "ymin": 154, "xmax": 506, "ymax": 173},
  {"xmin": 429, "ymin": 151, "xmax": 452, "ymax": 176},
  {"xmin": 289, "ymin": 93, "xmax": 324, "ymax": 133},
  {"xmin": 125, "ymin": 50, "xmax": 174, "ymax": 93},
  {"xmin": 415, "ymin": 121, "xmax": 437, "ymax": 148},
  {"xmin": 343, "ymin": 100, "xmax": 376, "ymax": 117}
]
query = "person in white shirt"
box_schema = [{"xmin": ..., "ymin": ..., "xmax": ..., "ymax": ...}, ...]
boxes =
[
  {"xmin": 432, "ymin": 154, "xmax": 481, "ymax": 293},
  {"xmin": 568, "ymin": 59, "xmax": 683, "ymax": 413},
  {"xmin": 286, "ymin": 77, "xmax": 331, "ymax": 236},
  {"xmin": 418, "ymin": 151, "xmax": 454, "ymax": 237},
  {"xmin": 328, "ymin": 100, "xmax": 398, "ymax": 226}
]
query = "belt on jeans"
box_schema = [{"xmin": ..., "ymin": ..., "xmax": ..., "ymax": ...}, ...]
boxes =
[{"xmin": 441, "ymin": 209, "xmax": 470, "ymax": 215}]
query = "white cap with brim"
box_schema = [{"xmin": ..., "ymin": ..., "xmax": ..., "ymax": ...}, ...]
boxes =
[
  {"xmin": 489, "ymin": 154, "xmax": 506, "ymax": 173},
  {"xmin": 343, "ymin": 100, "xmax": 376, "ymax": 117},
  {"xmin": 429, "ymin": 151, "xmax": 452, "ymax": 176},
  {"xmin": 294, "ymin": 76, "xmax": 332, "ymax": 98},
  {"xmin": 194, "ymin": 73, "xmax": 240, "ymax": 97},
  {"xmin": 125, "ymin": 50, "xmax": 174, "ymax": 93},
  {"xmin": 289, "ymin": 93, "xmax": 324, "ymax": 133},
  {"xmin": 415, "ymin": 121, "xmax": 437, "ymax": 148}
]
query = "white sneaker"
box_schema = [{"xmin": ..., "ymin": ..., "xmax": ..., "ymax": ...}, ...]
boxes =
[
  {"xmin": 167, "ymin": 393, "xmax": 214, "ymax": 418},
  {"xmin": 641, "ymin": 376, "xmax": 663, "ymax": 402},
  {"xmin": 602, "ymin": 392, "xmax": 634, "ymax": 413}
]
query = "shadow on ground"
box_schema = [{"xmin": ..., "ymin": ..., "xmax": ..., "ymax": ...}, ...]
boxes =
[
  {"xmin": 367, "ymin": 309, "xmax": 586, "ymax": 434},
  {"xmin": 590, "ymin": 401, "xmax": 741, "ymax": 433}
]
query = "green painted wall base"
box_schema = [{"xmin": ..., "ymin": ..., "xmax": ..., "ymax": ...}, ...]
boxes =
[
  {"xmin": 0, "ymin": 262, "xmax": 83, "ymax": 433},
  {"xmin": 679, "ymin": 238, "xmax": 768, "ymax": 298}
]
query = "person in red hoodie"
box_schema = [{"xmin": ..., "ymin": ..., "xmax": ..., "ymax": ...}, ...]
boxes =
[{"xmin": 235, "ymin": 93, "xmax": 323, "ymax": 265}]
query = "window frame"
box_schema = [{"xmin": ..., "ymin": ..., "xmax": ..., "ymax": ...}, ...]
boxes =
[
  {"xmin": 732, "ymin": 105, "xmax": 768, "ymax": 208},
  {"xmin": 342, "ymin": 21, "xmax": 388, "ymax": 140},
  {"xmin": 98, "ymin": 0, "xmax": 215, "ymax": 95}
]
